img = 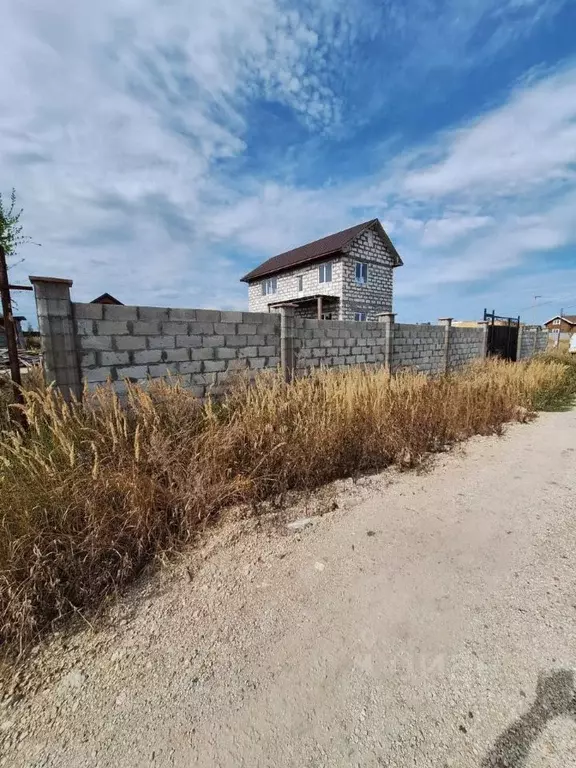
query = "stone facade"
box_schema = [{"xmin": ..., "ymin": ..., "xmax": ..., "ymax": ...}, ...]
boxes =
[
  {"xmin": 293, "ymin": 319, "xmax": 388, "ymax": 370},
  {"xmin": 247, "ymin": 222, "xmax": 395, "ymax": 321}
]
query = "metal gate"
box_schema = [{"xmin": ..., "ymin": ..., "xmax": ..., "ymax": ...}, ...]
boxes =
[{"xmin": 484, "ymin": 309, "xmax": 520, "ymax": 361}]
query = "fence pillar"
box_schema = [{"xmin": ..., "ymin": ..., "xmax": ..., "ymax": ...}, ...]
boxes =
[
  {"xmin": 480, "ymin": 321, "xmax": 489, "ymax": 359},
  {"xmin": 516, "ymin": 323, "xmax": 524, "ymax": 361},
  {"xmin": 438, "ymin": 318, "xmax": 453, "ymax": 373},
  {"xmin": 279, "ymin": 305, "xmax": 296, "ymax": 382},
  {"xmin": 377, "ymin": 312, "xmax": 396, "ymax": 370},
  {"xmin": 29, "ymin": 276, "xmax": 82, "ymax": 400}
]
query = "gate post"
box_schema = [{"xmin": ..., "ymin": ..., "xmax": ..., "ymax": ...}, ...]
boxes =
[
  {"xmin": 438, "ymin": 318, "xmax": 453, "ymax": 373},
  {"xmin": 516, "ymin": 323, "xmax": 524, "ymax": 361},
  {"xmin": 377, "ymin": 312, "xmax": 396, "ymax": 370},
  {"xmin": 279, "ymin": 304, "xmax": 296, "ymax": 382},
  {"xmin": 29, "ymin": 275, "xmax": 82, "ymax": 401}
]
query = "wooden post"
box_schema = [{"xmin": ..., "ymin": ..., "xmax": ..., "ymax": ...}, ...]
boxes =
[
  {"xmin": 317, "ymin": 295, "xmax": 323, "ymax": 320},
  {"xmin": 0, "ymin": 245, "xmax": 23, "ymax": 408}
]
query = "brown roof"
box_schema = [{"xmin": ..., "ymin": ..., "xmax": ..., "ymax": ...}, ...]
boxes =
[
  {"xmin": 545, "ymin": 315, "xmax": 576, "ymax": 326},
  {"xmin": 240, "ymin": 218, "xmax": 402, "ymax": 282}
]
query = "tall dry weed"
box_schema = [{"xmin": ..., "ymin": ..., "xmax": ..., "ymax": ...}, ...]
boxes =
[{"xmin": 0, "ymin": 358, "xmax": 572, "ymax": 652}]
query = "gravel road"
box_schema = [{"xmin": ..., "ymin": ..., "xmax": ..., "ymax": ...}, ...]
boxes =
[{"xmin": 2, "ymin": 410, "xmax": 576, "ymax": 768}]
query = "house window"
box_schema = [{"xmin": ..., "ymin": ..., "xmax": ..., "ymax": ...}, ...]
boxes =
[
  {"xmin": 355, "ymin": 262, "xmax": 368, "ymax": 285},
  {"xmin": 553, "ymin": 318, "xmax": 561, "ymax": 325},
  {"xmin": 297, "ymin": 275, "xmax": 304, "ymax": 292},
  {"xmin": 261, "ymin": 277, "xmax": 277, "ymax": 296},
  {"xmin": 321, "ymin": 312, "xmax": 333, "ymax": 320},
  {"xmin": 319, "ymin": 263, "xmax": 332, "ymax": 283},
  {"xmin": 552, "ymin": 328, "xmax": 560, "ymax": 334},
  {"xmin": 354, "ymin": 312, "xmax": 367, "ymax": 321}
]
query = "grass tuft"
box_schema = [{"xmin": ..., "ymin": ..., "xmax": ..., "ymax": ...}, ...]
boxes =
[{"xmin": 0, "ymin": 357, "xmax": 574, "ymax": 653}]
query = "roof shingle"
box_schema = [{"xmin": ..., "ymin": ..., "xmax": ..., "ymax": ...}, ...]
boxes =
[{"xmin": 240, "ymin": 218, "xmax": 402, "ymax": 282}]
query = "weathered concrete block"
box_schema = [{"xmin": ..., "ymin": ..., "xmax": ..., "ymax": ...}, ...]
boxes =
[
  {"xmin": 238, "ymin": 346, "xmax": 258, "ymax": 358},
  {"xmin": 164, "ymin": 348, "xmax": 189, "ymax": 362},
  {"xmin": 116, "ymin": 365, "xmax": 148, "ymax": 380},
  {"xmin": 103, "ymin": 305, "xmax": 137, "ymax": 321},
  {"xmin": 215, "ymin": 347, "xmax": 237, "ymax": 360},
  {"xmin": 115, "ymin": 336, "xmax": 147, "ymax": 351},
  {"xmin": 268, "ymin": 356, "xmax": 280, "ymax": 367},
  {"xmin": 163, "ymin": 322, "xmax": 189, "ymax": 336},
  {"xmin": 203, "ymin": 360, "xmax": 227, "ymax": 373},
  {"xmin": 249, "ymin": 357, "xmax": 267, "ymax": 369},
  {"xmin": 225, "ymin": 335, "xmax": 248, "ymax": 347},
  {"xmin": 83, "ymin": 367, "xmax": 111, "ymax": 383},
  {"xmin": 97, "ymin": 320, "xmax": 129, "ymax": 336},
  {"xmin": 189, "ymin": 322, "xmax": 215, "ymax": 335},
  {"xmin": 220, "ymin": 311, "xmax": 243, "ymax": 323},
  {"xmin": 227, "ymin": 358, "xmax": 249, "ymax": 371},
  {"xmin": 169, "ymin": 308, "xmax": 196, "ymax": 321},
  {"xmin": 73, "ymin": 303, "xmax": 103, "ymax": 320},
  {"xmin": 132, "ymin": 321, "xmax": 161, "ymax": 335},
  {"xmin": 176, "ymin": 335, "xmax": 202, "ymax": 348},
  {"xmin": 203, "ymin": 335, "xmax": 226, "ymax": 347},
  {"xmin": 80, "ymin": 351, "xmax": 96, "ymax": 368},
  {"xmin": 190, "ymin": 347, "xmax": 214, "ymax": 361},
  {"xmin": 100, "ymin": 351, "xmax": 130, "ymax": 366},
  {"xmin": 138, "ymin": 306, "xmax": 170, "ymax": 321},
  {"xmin": 133, "ymin": 349, "xmax": 163, "ymax": 364},
  {"xmin": 178, "ymin": 361, "xmax": 203, "ymax": 374},
  {"xmin": 258, "ymin": 345, "xmax": 276, "ymax": 356},
  {"xmin": 195, "ymin": 309, "xmax": 221, "ymax": 322},
  {"xmin": 237, "ymin": 323, "xmax": 257, "ymax": 335},
  {"xmin": 75, "ymin": 319, "xmax": 95, "ymax": 336},
  {"xmin": 147, "ymin": 363, "xmax": 176, "ymax": 378},
  {"xmin": 148, "ymin": 336, "xmax": 175, "ymax": 349},
  {"xmin": 80, "ymin": 335, "xmax": 112, "ymax": 350}
]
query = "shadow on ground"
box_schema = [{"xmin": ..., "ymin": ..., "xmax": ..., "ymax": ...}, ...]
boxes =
[{"xmin": 482, "ymin": 669, "xmax": 576, "ymax": 767}]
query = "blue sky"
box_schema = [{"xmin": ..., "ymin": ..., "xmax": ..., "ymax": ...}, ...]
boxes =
[{"xmin": 2, "ymin": 0, "xmax": 576, "ymax": 325}]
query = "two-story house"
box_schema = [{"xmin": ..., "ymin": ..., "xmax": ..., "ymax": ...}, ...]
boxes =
[{"xmin": 240, "ymin": 218, "xmax": 403, "ymax": 321}]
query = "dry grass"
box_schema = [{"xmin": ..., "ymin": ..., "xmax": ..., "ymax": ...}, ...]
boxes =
[{"xmin": 0, "ymin": 358, "xmax": 573, "ymax": 654}]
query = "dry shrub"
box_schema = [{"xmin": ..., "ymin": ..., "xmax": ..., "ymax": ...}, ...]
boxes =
[{"xmin": 0, "ymin": 358, "xmax": 572, "ymax": 652}]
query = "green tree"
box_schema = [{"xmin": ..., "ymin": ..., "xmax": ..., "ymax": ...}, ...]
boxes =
[{"xmin": 0, "ymin": 188, "xmax": 31, "ymax": 257}]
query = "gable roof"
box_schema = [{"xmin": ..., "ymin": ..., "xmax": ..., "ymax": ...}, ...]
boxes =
[
  {"xmin": 544, "ymin": 315, "xmax": 576, "ymax": 326},
  {"xmin": 90, "ymin": 292, "xmax": 124, "ymax": 305},
  {"xmin": 240, "ymin": 218, "xmax": 402, "ymax": 282}
]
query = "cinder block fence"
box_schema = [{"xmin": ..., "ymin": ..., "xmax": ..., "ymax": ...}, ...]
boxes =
[{"xmin": 30, "ymin": 276, "xmax": 548, "ymax": 399}]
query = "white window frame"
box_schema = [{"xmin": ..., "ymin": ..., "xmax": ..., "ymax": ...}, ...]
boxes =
[
  {"xmin": 355, "ymin": 261, "xmax": 368, "ymax": 285},
  {"xmin": 354, "ymin": 311, "xmax": 367, "ymax": 321},
  {"xmin": 318, "ymin": 263, "xmax": 332, "ymax": 284},
  {"xmin": 297, "ymin": 275, "xmax": 304, "ymax": 293},
  {"xmin": 552, "ymin": 318, "xmax": 561, "ymax": 325},
  {"xmin": 552, "ymin": 328, "xmax": 560, "ymax": 334},
  {"xmin": 261, "ymin": 277, "xmax": 277, "ymax": 296},
  {"xmin": 321, "ymin": 311, "xmax": 333, "ymax": 320}
]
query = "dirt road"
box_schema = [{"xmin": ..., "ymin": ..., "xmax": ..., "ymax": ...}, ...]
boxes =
[{"xmin": 2, "ymin": 411, "xmax": 576, "ymax": 767}]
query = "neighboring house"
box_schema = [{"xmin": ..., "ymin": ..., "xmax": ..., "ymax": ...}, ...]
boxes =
[
  {"xmin": 543, "ymin": 315, "xmax": 576, "ymax": 342},
  {"xmin": 0, "ymin": 315, "xmax": 26, "ymax": 348},
  {"xmin": 91, "ymin": 293, "xmax": 124, "ymax": 306},
  {"xmin": 240, "ymin": 218, "xmax": 403, "ymax": 321}
]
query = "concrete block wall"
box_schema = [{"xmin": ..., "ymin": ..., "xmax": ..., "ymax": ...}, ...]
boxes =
[
  {"xmin": 448, "ymin": 327, "xmax": 485, "ymax": 370},
  {"xmin": 391, "ymin": 324, "xmax": 446, "ymax": 374},
  {"xmin": 293, "ymin": 318, "xmax": 387, "ymax": 371},
  {"xmin": 518, "ymin": 326, "xmax": 548, "ymax": 359},
  {"xmin": 73, "ymin": 302, "xmax": 280, "ymax": 397}
]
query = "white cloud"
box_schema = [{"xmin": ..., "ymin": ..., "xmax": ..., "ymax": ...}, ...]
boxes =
[{"xmin": 0, "ymin": 0, "xmax": 574, "ymax": 325}]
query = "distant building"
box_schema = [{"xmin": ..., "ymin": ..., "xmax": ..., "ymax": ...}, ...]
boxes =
[
  {"xmin": 543, "ymin": 314, "xmax": 576, "ymax": 343},
  {"xmin": 90, "ymin": 293, "xmax": 124, "ymax": 306},
  {"xmin": 0, "ymin": 315, "xmax": 26, "ymax": 348},
  {"xmin": 241, "ymin": 218, "xmax": 403, "ymax": 321}
]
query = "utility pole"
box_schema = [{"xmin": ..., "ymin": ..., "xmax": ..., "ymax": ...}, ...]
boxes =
[{"xmin": 0, "ymin": 244, "xmax": 32, "ymax": 410}]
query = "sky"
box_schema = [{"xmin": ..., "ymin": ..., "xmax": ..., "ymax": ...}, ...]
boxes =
[{"xmin": 1, "ymin": 0, "xmax": 576, "ymax": 325}]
